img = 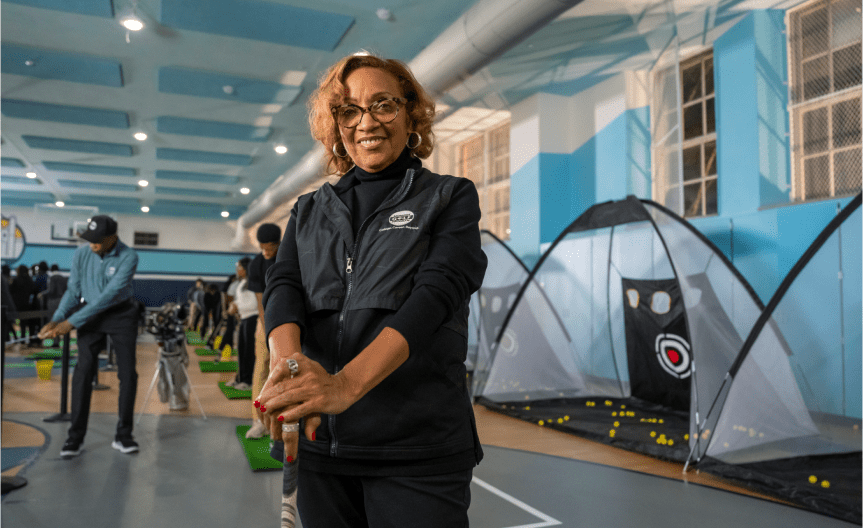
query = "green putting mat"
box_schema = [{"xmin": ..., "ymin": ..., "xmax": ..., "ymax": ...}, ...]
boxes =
[
  {"xmin": 218, "ymin": 381, "xmax": 252, "ymax": 399},
  {"xmin": 25, "ymin": 349, "xmax": 77, "ymax": 360},
  {"xmin": 235, "ymin": 425, "xmax": 282, "ymax": 471},
  {"xmin": 42, "ymin": 337, "xmax": 76, "ymax": 347},
  {"xmin": 199, "ymin": 361, "xmax": 238, "ymax": 373},
  {"xmin": 195, "ymin": 348, "xmax": 236, "ymax": 356},
  {"xmin": 186, "ymin": 337, "xmax": 207, "ymax": 345}
]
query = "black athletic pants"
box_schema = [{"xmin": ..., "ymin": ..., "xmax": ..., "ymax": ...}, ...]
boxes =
[
  {"xmin": 236, "ymin": 315, "xmax": 257, "ymax": 385},
  {"xmin": 296, "ymin": 466, "xmax": 472, "ymax": 528},
  {"xmin": 68, "ymin": 299, "xmax": 139, "ymax": 442}
]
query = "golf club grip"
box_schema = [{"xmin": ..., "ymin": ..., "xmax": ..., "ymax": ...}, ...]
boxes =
[{"xmin": 281, "ymin": 458, "xmax": 299, "ymax": 528}]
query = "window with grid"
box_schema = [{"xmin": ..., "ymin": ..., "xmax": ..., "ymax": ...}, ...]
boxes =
[
  {"xmin": 679, "ymin": 52, "xmax": 718, "ymax": 217},
  {"xmin": 652, "ymin": 51, "xmax": 717, "ymax": 217},
  {"xmin": 456, "ymin": 122, "xmax": 511, "ymax": 240},
  {"xmin": 788, "ymin": 0, "xmax": 862, "ymax": 202}
]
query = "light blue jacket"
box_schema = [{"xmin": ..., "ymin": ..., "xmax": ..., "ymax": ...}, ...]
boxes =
[{"xmin": 52, "ymin": 240, "xmax": 138, "ymax": 328}]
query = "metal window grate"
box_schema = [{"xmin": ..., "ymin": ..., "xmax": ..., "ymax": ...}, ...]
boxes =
[{"xmin": 789, "ymin": 0, "xmax": 862, "ymax": 201}]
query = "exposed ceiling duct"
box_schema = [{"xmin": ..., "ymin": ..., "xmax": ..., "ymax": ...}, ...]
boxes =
[{"xmin": 231, "ymin": 0, "xmax": 583, "ymax": 250}]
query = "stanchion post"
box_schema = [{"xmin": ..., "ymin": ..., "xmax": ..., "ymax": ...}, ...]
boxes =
[
  {"xmin": 43, "ymin": 331, "xmax": 71, "ymax": 422},
  {"xmin": 0, "ymin": 306, "xmax": 27, "ymax": 494}
]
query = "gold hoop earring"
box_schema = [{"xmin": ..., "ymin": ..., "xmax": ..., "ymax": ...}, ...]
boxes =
[
  {"xmin": 332, "ymin": 142, "xmax": 348, "ymax": 158},
  {"xmin": 406, "ymin": 132, "xmax": 422, "ymax": 150}
]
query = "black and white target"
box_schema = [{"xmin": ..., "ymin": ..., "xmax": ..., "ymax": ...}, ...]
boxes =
[{"xmin": 654, "ymin": 333, "xmax": 691, "ymax": 379}]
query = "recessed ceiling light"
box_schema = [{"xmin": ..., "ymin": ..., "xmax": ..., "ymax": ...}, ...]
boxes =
[
  {"xmin": 25, "ymin": 172, "xmax": 37, "ymax": 179},
  {"xmin": 240, "ymin": 187, "xmax": 250, "ymax": 195},
  {"xmin": 223, "ymin": 85, "xmax": 234, "ymax": 95},
  {"xmin": 274, "ymin": 145, "xmax": 288, "ymax": 154},
  {"xmin": 24, "ymin": 60, "xmax": 35, "ymax": 67},
  {"xmin": 138, "ymin": 179, "xmax": 149, "ymax": 187},
  {"xmin": 221, "ymin": 211, "xmax": 230, "ymax": 218},
  {"xmin": 55, "ymin": 201, "xmax": 65, "ymax": 207},
  {"xmin": 120, "ymin": 15, "xmax": 144, "ymax": 31},
  {"xmin": 134, "ymin": 132, "xmax": 147, "ymax": 141},
  {"xmin": 141, "ymin": 206, "xmax": 150, "ymax": 213},
  {"xmin": 376, "ymin": 8, "xmax": 393, "ymax": 21}
]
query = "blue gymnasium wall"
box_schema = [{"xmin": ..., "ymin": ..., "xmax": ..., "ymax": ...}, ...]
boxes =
[
  {"xmin": 14, "ymin": 243, "xmax": 251, "ymax": 307},
  {"xmin": 509, "ymin": 9, "xmax": 860, "ymax": 414}
]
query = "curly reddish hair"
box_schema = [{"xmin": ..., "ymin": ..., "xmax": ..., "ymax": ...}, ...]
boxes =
[{"xmin": 308, "ymin": 54, "xmax": 436, "ymax": 175}]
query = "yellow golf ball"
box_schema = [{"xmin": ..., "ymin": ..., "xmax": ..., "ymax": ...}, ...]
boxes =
[
  {"xmin": 650, "ymin": 431, "xmax": 656, "ymax": 438},
  {"xmin": 821, "ymin": 480, "xmax": 830, "ymax": 488},
  {"xmin": 808, "ymin": 475, "xmax": 818, "ymax": 484}
]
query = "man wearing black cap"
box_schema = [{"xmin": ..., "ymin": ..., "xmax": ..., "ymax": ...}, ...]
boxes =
[
  {"xmin": 245, "ymin": 223, "xmax": 280, "ymax": 439},
  {"xmin": 39, "ymin": 215, "xmax": 141, "ymax": 458}
]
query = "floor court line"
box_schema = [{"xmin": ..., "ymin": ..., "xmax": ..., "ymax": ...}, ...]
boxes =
[{"xmin": 471, "ymin": 476, "xmax": 562, "ymax": 528}]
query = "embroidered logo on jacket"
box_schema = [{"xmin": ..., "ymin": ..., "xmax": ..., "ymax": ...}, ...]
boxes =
[
  {"xmin": 388, "ymin": 211, "xmax": 414, "ymax": 226},
  {"xmin": 380, "ymin": 210, "xmax": 419, "ymax": 232}
]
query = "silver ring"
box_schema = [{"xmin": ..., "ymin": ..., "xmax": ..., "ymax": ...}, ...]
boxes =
[
  {"xmin": 281, "ymin": 423, "xmax": 299, "ymax": 433},
  {"xmin": 286, "ymin": 358, "xmax": 299, "ymax": 378}
]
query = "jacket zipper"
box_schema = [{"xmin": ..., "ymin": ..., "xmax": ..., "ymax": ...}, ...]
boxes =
[{"xmin": 328, "ymin": 170, "xmax": 415, "ymax": 457}]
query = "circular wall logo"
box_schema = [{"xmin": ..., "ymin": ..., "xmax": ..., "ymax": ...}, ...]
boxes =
[
  {"xmin": 389, "ymin": 211, "xmax": 414, "ymax": 226},
  {"xmin": 654, "ymin": 333, "xmax": 691, "ymax": 379}
]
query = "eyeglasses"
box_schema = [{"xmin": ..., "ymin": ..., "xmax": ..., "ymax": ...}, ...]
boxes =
[{"xmin": 332, "ymin": 97, "xmax": 406, "ymax": 128}]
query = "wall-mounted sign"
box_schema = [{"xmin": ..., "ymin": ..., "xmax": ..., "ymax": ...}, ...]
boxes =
[{"xmin": 1, "ymin": 214, "xmax": 26, "ymax": 264}]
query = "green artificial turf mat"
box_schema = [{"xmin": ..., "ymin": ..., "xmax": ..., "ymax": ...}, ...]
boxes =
[
  {"xmin": 195, "ymin": 348, "xmax": 237, "ymax": 356},
  {"xmin": 219, "ymin": 381, "xmax": 252, "ymax": 399},
  {"xmin": 186, "ymin": 337, "xmax": 207, "ymax": 345},
  {"xmin": 235, "ymin": 425, "xmax": 282, "ymax": 471},
  {"xmin": 199, "ymin": 361, "xmax": 238, "ymax": 373},
  {"xmin": 25, "ymin": 349, "xmax": 77, "ymax": 360},
  {"xmin": 42, "ymin": 337, "xmax": 76, "ymax": 347}
]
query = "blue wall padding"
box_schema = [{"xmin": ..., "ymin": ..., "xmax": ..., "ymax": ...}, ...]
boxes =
[{"xmin": 2, "ymin": 44, "xmax": 123, "ymax": 87}]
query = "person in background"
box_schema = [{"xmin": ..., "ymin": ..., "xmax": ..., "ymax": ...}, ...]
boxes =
[
  {"xmin": 220, "ymin": 274, "xmax": 238, "ymax": 353},
  {"xmin": 41, "ymin": 264, "xmax": 68, "ymax": 322},
  {"xmin": 226, "ymin": 258, "xmax": 256, "ymax": 392},
  {"xmin": 9, "ymin": 265, "xmax": 38, "ymax": 346},
  {"xmin": 1, "ymin": 265, "xmax": 18, "ymax": 345},
  {"xmin": 201, "ymin": 283, "xmax": 220, "ymax": 340},
  {"xmin": 39, "ymin": 215, "xmax": 140, "ymax": 459},
  {"xmin": 186, "ymin": 278, "xmax": 204, "ymax": 331},
  {"xmin": 244, "ymin": 223, "xmax": 280, "ymax": 439},
  {"xmin": 257, "ymin": 54, "xmax": 487, "ymax": 526}
]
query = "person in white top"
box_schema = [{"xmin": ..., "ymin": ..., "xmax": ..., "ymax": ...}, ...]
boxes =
[{"xmin": 226, "ymin": 257, "xmax": 258, "ymax": 394}]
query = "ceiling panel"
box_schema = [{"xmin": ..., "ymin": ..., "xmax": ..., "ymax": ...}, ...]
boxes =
[
  {"xmin": 3, "ymin": 0, "xmax": 113, "ymax": 17},
  {"xmin": 2, "ymin": 43, "xmax": 123, "ymax": 86},
  {"xmin": 155, "ymin": 148, "xmax": 252, "ymax": 166},
  {"xmin": 160, "ymin": 0, "xmax": 354, "ymax": 51},
  {"xmin": 156, "ymin": 116, "xmax": 271, "ymax": 142},
  {"xmin": 2, "ymin": 99, "xmax": 130, "ymax": 128},
  {"xmin": 157, "ymin": 66, "xmax": 303, "ymax": 105},
  {"xmin": 41, "ymin": 161, "xmax": 137, "ymax": 177},
  {"xmin": 58, "ymin": 179, "xmax": 139, "ymax": 192},
  {"xmin": 22, "ymin": 135, "xmax": 134, "ymax": 156},
  {"xmin": 155, "ymin": 170, "xmax": 240, "ymax": 186}
]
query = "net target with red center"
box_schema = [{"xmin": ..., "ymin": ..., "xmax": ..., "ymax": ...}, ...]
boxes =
[{"xmin": 654, "ymin": 333, "xmax": 691, "ymax": 379}]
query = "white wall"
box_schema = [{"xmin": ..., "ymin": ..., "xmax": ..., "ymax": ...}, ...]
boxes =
[{"xmin": 1, "ymin": 205, "xmax": 238, "ymax": 251}]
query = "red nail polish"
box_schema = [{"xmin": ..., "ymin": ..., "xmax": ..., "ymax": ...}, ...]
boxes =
[
  {"xmin": 278, "ymin": 416, "xmax": 284, "ymax": 422},
  {"xmin": 254, "ymin": 401, "xmax": 260, "ymax": 408},
  {"xmin": 260, "ymin": 406, "xmax": 266, "ymax": 412},
  {"xmin": 286, "ymin": 456, "xmax": 294, "ymax": 463},
  {"xmin": 312, "ymin": 432, "xmax": 316, "ymax": 441}
]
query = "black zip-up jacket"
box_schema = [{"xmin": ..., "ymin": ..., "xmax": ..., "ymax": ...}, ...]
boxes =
[{"xmin": 263, "ymin": 160, "xmax": 487, "ymax": 473}]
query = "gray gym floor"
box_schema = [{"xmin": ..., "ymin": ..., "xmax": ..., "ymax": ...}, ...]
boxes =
[{"xmin": 2, "ymin": 412, "xmax": 855, "ymax": 527}]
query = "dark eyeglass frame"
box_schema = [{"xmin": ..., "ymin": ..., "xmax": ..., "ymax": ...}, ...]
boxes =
[{"xmin": 331, "ymin": 97, "xmax": 407, "ymax": 128}]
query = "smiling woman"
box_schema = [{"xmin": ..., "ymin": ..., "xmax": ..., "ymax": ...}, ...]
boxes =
[{"xmin": 259, "ymin": 53, "xmax": 488, "ymax": 528}]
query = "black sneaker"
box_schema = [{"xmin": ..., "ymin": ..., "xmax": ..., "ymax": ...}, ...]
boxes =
[
  {"xmin": 60, "ymin": 439, "xmax": 82, "ymax": 459},
  {"xmin": 111, "ymin": 438, "xmax": 139, "ymax": 454}
]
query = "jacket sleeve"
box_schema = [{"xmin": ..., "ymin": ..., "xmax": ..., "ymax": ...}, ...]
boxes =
[
  {"xmin": 387, "ymin": 177, "xmax": 487, "ymax": 354},
  {"xmin": 263, "ymin": 204, "xmax": 306, "ymax": 340},
  {"xmin": 52, "ymin": 249, "xmax": 84, "ymax": 323}
]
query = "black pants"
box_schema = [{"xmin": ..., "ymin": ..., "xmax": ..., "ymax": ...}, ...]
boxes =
[
  {"xmin": 236, "ymin": 315, "xmax": 257, "ymax": 385},
  {"xmin": 68, "ymin": 300, "xmax": 139, "ymax": 442},
  {"xmin": 296, "ymin": 466, "xmax": 472, "ymax": 528},
  {"xmin": 221, "ymin": 314, "xmax": 236, "ymax": 352}
]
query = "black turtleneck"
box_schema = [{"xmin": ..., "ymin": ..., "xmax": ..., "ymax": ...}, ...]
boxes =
[{"xmin": 337, "ymin": 148, "xmax": 420, "ymax": 237}]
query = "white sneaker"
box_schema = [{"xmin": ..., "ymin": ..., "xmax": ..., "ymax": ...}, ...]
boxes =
[
  {"xmin": 233, "ymin": 382, "xmax": 251, "ymax": 391},
  {"xmin": 225, "ymin": 378, "xmax": 238, "ymax": 388},
  {"xmin": 245, "ymin": 420, "xmax": 267, "ymax": 439}
]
